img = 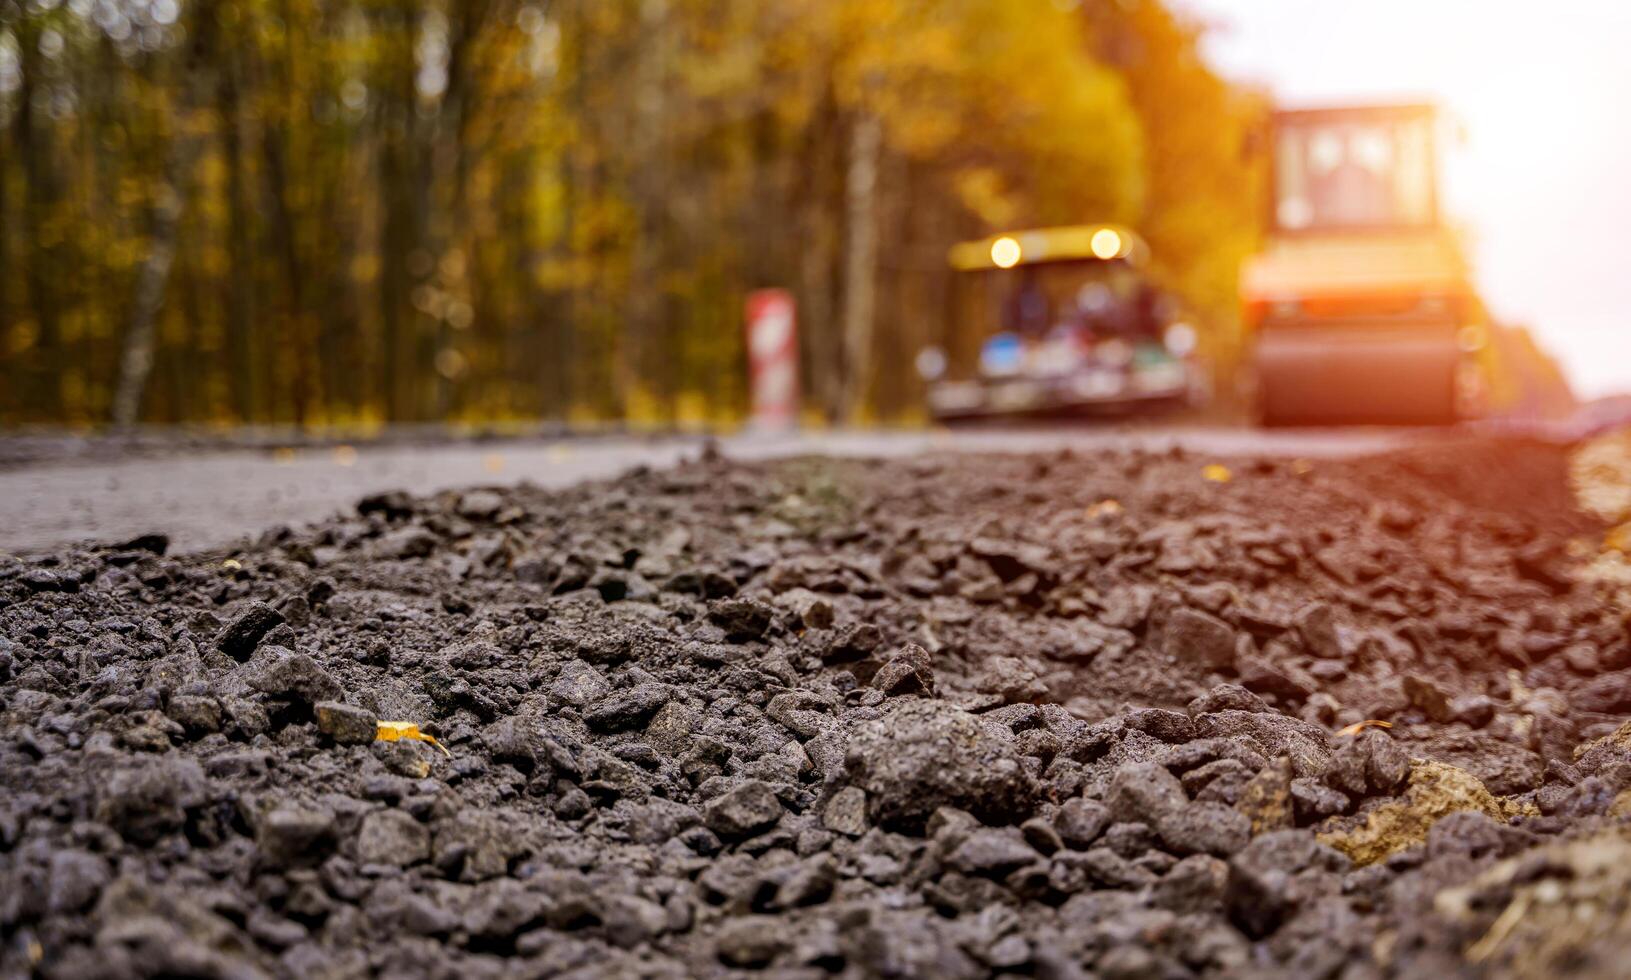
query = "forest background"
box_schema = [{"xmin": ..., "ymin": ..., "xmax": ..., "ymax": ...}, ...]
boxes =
[{"xmin": 0, "ymin": 0, "xmax": 1263, "ymax": 429}]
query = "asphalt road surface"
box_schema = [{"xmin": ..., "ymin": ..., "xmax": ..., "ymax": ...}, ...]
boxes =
[{"xmin": 0, "ymin": 426, "xmax": 1426, "ymax": 555}]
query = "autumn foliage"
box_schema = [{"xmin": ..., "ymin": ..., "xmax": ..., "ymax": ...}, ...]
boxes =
[{"xmin": 0, "ymin": 0, "xmax": 1262, "ymax": 428}]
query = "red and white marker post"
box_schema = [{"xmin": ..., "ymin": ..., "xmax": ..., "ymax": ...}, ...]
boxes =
[{"xmin": 744, "ymin": 289, "xmax": 799, "ymax": 431}]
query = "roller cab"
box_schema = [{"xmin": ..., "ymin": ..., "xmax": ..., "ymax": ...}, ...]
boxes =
[{"xmin": 1243, "ymin": 104, "xmax": 1484, "ymax": 426}]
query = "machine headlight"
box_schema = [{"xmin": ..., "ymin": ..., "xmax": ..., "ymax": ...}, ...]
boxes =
[
  {"xmin": 1090, "ymin": 228, "xmax": 1124, "ymax": 260},
  {"xmin": 990, "ymin": 237, "xmax": 1022, "ymax": 269}
]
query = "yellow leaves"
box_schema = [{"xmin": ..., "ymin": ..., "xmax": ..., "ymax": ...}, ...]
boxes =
[
  {"xmin": 1201, "ymin": 463, "xmax": 1232, "ymax": 484},
  {"xmin": 1335, "ymin": 719, "xmax": 1393, "ymax": 737},
  {"xmin": 8, "ymin": 320, "xmax": 39, "ymax": 356},
  {"xmin": 350, "ymin": 253, "xmax": 380, "ymax": 284},
  {"xmin": 952, "ymin": 168, "xmax": 1018, "ymax": 229},
  {"xmin": 1085, "ymin": 499, "xmax": 1124, "ymax": 520},
  {"xmin": 375, "ymin": 721, "xmax": 452, "ymax": 759}
]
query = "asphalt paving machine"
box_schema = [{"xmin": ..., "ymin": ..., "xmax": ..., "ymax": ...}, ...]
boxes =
[
  {"xmin": 920, "ymin": 224, "xmax": 1202, "ymax": 422},
  {"xmin": 1242, "ymin": 103, "xmax": 1487, "ymax": 426}
]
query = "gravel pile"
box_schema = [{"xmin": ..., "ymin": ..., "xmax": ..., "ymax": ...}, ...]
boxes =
[{"xmin": 3, "ymin": 438, "xmax": 1630, "ymax": 978}]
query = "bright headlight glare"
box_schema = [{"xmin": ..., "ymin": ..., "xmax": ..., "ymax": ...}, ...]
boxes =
[{"xmin": 990, "ymin": 237, "xmax": 1022, "ymax": 269}]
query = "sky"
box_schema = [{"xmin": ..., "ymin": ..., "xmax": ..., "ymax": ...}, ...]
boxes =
[{"xmin": 1181, "ymin": 0, "xmax": 1631, "ymax": 398}]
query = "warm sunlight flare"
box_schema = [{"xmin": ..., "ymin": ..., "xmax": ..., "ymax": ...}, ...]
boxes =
[
  {"xmin": 990, "ymin": 236, "xmax": 1023, "ymax": 269},
  {"xmin": 1090, "ymin": 227, "xmax": 1124, "ymax": 260},
  {"xmin": 1190, "ymin": 0, "xmax": 1631, "ymax": 400}
]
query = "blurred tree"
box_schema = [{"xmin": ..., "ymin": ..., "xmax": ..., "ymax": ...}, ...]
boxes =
[
  {"xmin": 0, "ymin": 0, "xmax": 1259, "ymax": 428},
  {"xmin": 1081, "ymin": 0, "xmax": 1268, "ymax": 392}
]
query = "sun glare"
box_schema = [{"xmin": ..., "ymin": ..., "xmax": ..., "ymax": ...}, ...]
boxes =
[
  {"xmin": 991, "ymin": 236, "xmax": 1023, "ymax": 268},
  {"xmin": 1090, "ymin": 227, "xmax": 1123, "ymax": 260}
]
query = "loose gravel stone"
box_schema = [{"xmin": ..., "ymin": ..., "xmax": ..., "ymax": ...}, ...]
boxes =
[
  {"xmin": 703, "ymin": 779, "xmax": 784, "ymax": 837},
  {"xmin": 256, "ymin": 806, "xmax": 337, "ymax": 869},
  {"xmin": 0, "ymin": 439, "xmax": 1615, "ymax": 978},
  {"xmin": 1164, "ymin": 608, "xmax": 1238, "ymax": 670},
  {"xmin": 845, "ymin": 699, "xmax": 1038, "ymax": 829},
  {"xmin": 216, "ymin": 601, "xmax": 285, "ymax": 660},
  {"xmin": 315, "ymin": 701, "xmax": 378, "ymax": 744},
  {"xmin": 356, "ymin": 809, "xmax": 431, "ymax": 867}
]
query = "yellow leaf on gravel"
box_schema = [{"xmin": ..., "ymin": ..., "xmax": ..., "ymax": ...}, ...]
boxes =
[
  {"xmin": 1335, "ymin": 719, "xmax": 1393, "ymax": 737},
  {"xmin": 376, "ymin": 721, "xmax": 452, "ymax": 758},
  {"xmin": 1201, "ymin": 464, "xmax": 1232, "ymax": 484},
  {"xmin": 1085, "ymin": 499, "xmax": 1123, "ymax": 519}
]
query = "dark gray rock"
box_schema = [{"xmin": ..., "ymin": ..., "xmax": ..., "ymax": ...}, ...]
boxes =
[
  {"xmin": 47, "ymin": 849, "xmax": 112, "ymax": 914},
  {"xmin": 715, "ymin": 914, "xmax": 790, "ymax": 967},
  {"xmin": 1164, "ymin": 608, "xmax": 1237, "ymax": 670},
  {"xmin": 248, "ymin": 647, "xmax": 342, "ymax": 706},
  {"xmin": 1226, "ymin": 830, "xmax": 1349, "ymax": 937},
  {"xmin": 644, "ymin": 699, "xmax": 701, "ymax": 755},
  {"xmin": 1237, "ymin": 649, "xmax": 1319, "ymax": 700},
  {"xmin": 96, "ymin": 756, "xmax": 209, "ymax": 844},
  {"xmin": 456, "ymin": 489, "xmax": 505, "ymax": 520},
  {"xmin": 1153, "ymin": 802, "xmax": 1251, "ymax": 857},
  {"xmin": 217, "ymin": 601, "xmax": 285, "ymax": 661},
  {"xmin": 357, "ymin": 490, "xmax": 415, "ymax": 519},
  {"xmin": 1289, "ymin": 777, "xmax": 1349, "ymax": 822},
  {"xmin": 585, "ymin": 683, "xmax": 670, "ymax": 732},
  {"xmin": 1123, "ymin": 707, "xmax": 1195, "ymax": 743},
  {"xmin": 1360, "ymin": 729, "xmax": 1410, "ymax": 793},
  {"xmin": 703, "ymin": 779, "xmax": 784, "ymax": 837},
  {"xmin": 256, "ymin": 806, "xmax": 338, "ymax": 869},
  {"xmin": 1187, "ymin": 684, "xmax": 1270, "ymax": 716},
  {"xmin": 377, "ymin": 526, "xmax": 439, "ymax": 559},
  {"xmin": 1294, "ymin": 602, "xmax": 1344, "ymax": 660},
  {"xmin": 873, "ymin": 643, "xmax": 935, "ymax": 696},
  {"xmin": 357, "ymin": 809, "xmax": 430, "ymax": 867},
  {"xmin": 1192, "ymin": 710, "xmax": 1331, "ymax": 778},
  {"xmin": 947, "ymin": 829, "xmax": 1040, "ymax": 876},
  {"xmin": 1575, "ymin": 670, "xmax": 1631, "ymax": 713},
  {"xmin": 1106, "ymin": 761, "xmax": 1188, "ymax": 826},
  {"xmin": 822, "ymin": 786, "xmax": 869, "ymax": 837},
  {"xmin": 1402, "ymin": 674, "xmax": 1454, "ymax": 722},
  {"xmin": 1054, "ymin": 798, "xmax": 1111, "ymax": 849},
  {"xmin": 550, "ymin": 661, "xmax": 611, "ymax": 707},
  {"xmin": 315, "ymin": 701, "xmax": 378, "ymax": 745},
  {"xmin": 845, "ymin": 699, "xmax": 1038, "ymax": 829},
  {"xmin": 767, "ymin": 690, "xmax": 833, "ymax": 740},
  {"xmin": 1151, "ymin": 853, "xmax": 1228, "ymax": 915},
  {"xmin": 164, "ymin": 694, "xmax": 223, "ymax": 737},
  {"xmin": 708, "ymin": 597, "xmax": 775, "ymax": 641}
]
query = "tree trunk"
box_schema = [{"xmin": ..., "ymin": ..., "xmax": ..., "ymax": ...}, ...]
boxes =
[
  {"xmin": 15, "ymin": 22, "xmax": 62, "ymax": 421},
  {"xmin": 216, "ymin": 43, "xmax": 259, "ymax": 423},
  {"xmin": 839, "ymin": 112, "xmax": 881, "ymax": 423},
  {"xmin": 111, "ymin": 16, "xmax": 212, "ymax": 430},
  {"xmin": 625, "ymin": 0, "xmax": 671, "ymax": 419}
]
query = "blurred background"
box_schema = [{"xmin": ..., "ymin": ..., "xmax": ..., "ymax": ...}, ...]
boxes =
[
  {"xmin": 0, "ymin": 0, "xmax": 1623, "ymax": 433},
  {"xmin": 0, "ymin": 0, "xmax": 1260, "ymax": 430}
]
